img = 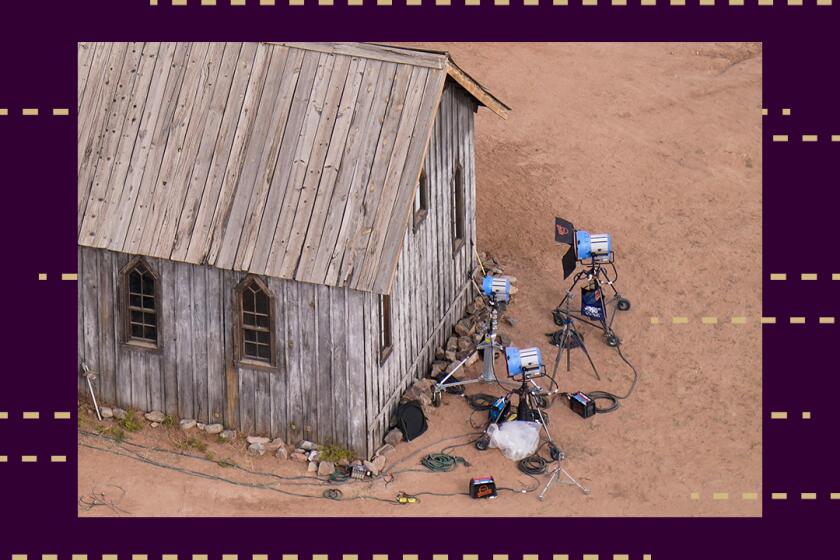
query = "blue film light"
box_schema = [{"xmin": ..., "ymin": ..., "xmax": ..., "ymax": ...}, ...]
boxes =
[
  {"xmin": 482, "ymin": 275, "xmax": 511, "ymax": 301},
  {"xmin": 505, "ymin": 346, "xmax": 543, "ymax": 377},
  {"xmin": 575, "ymin": 230, "xmax": 611, "ymax": 261}
]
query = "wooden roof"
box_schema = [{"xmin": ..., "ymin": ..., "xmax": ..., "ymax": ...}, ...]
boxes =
[{"xmin": 77, "ymin": 42, "xmax": 506, "ymax": 293}]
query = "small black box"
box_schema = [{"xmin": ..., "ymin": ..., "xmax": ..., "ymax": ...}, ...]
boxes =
[
  {"xmin": 569, "ymin": 391, "xmax": 596, "ymax": 418},
  {"xmin": 469, "ymin": 476, "xmax": 498, "ymax": 499}
]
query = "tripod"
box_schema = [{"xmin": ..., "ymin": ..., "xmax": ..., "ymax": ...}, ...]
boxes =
[
  {"xmin": 538, "ymin": 461, "xmax": 591, "ymax": 500},
  {"xmin": 553, "ymin": 259, "xmax": 630, "ymax": 348},
  {"xmin": 475, "ymin": 369, "xmax": 559, "ymax": 457},
  {"xmin": 432, "ymin": 294, "xmax": 505, "ymax": 405},
  {"xmin": 551, "ymin": 291, "xmax": 601, "ymax": 381}
]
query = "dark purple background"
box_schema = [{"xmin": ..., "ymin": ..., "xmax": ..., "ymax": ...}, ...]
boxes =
[{"xmin": 2, "ymin": 0, "xmax": 838, "ymax": 558}]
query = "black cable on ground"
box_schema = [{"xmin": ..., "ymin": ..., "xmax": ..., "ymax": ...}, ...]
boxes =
[
  {"xmin": 583, "ymin": 343, "xmax": 640, "ymax": 414},
  {"xmin": 467, "ymin": 393, "xmax": 496, "ymax": 411},
  {"xmin": 79, "ymin": 441, "xmax": 397, "ymax": 504},
  {"xmin": 80, "ymin": 429, "xmax": 343, "ymax": 486},
  {"xmin": 518, "ymin": 455, "xmax": 549, "ymax": 475}
]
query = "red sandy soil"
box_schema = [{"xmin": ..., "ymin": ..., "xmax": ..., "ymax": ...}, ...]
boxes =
[{"xmin": 78, "ymin": 42, "xmax": 762, "ymax": 517}]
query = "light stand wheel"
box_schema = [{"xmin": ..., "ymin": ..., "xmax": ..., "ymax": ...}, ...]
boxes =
[
  {"xmin": 431, "ymin": 391, "xmax": 442, "ymax": 407},
  {"xmin": 475, "ymin": 434, "xmax": 490, "ymax": 451},
  {"xmin": 606, "ymin": 333, "xmax": 620, "ymax": 347},
  {"xmin": 617, "ymin": 298, "xmax": 631, "ymax": 311}
]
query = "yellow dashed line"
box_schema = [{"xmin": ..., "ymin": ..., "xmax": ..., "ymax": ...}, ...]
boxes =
[
  {"xmin": 803, "ymin": 411, "xmax": 812, "ymax": 419},
  {"xmin": 782, "ymin": 108, "xmax": 791, "ymax": 115},
  {"xmin": 0, "ymin": 411, "xmax": 7, "ymax": 419},
  {"xmin": 43, "ymin": 555, "xmax": 58, "ymax": 560},
  {"xmin": 771, "ymin": 411, "xmax": 788, "ymax": 419},
  {"xmin": 22, "ymin": 108, "xmax": 39, "ymax": 116},
  {"xmin": 690, "ymin": 492, "xmax": 700, "ymax": 500},
  {"xmin": 713, "ymin": 492, "xmax": 729, "ymax": 500},
  {"xmin": 672, "ymin": 316, "xmax": 689, "ymax": 324},
  {"xmin": 772, "ymin": 134, "xmax": 789, "ymax": 142},
  {"xmin": 163, "ymin": 555, "xmax": 178, "ymax": 560},
  {"xmin": 770, "ymin": 273, "xmax": 787, "ymax": 280},
  {"xmin": 582, "ymin": 555, "xmax": 599, "ymax": 560},
  {"xmin": 819, "ymin": 317, "xmax": 835, "ymax": 324},
  {"xmin": 801, "ymin": 273, "xmax": 818, "ymax": 280},
  {"xmin": 650, "ymin": 317, "xmax": 660, "ymax": 324},
  {"xmin": 54, "ymin": 411, "xmax": 72, "ymax": 419},
  {"xmin": 231, "ymin": 0, "xmax": 247, "ymax": 4},
  {"xmin": 38, "ymin": 273, "xmax": 48, "ymax": 280},
  {"xmin": 772, "ymin": 492, "xmax": 788, "ymax": 500},
  {"xmin": 253, "ymin": 556, "xmax": 268, "ymax": 560},
  {"xmin": 834, "ymin": 273, "xmax": 840, "ymax": 280},
  {"xmin": 134, "ymin": 556, "xmax": 149, "ymax": 560},
  {"xmin": 701, "ymin": 316, "xmax": 718, "ymax": 324},
  {"xmin": 21, "ymin": 455, "xmax": 38, "ymax": 462},
  {"xmin": 0, "ymin": 108, "xmax": 8, "ymax": 116},
  {"xmin": 761, "ymin": 108, "xmax": 768, "ymax": 115},
  {"xmin": 52, "ymin": 108, "xmax": 70, "ymax": 116},
  {"xmin": 742, "ymin": 492, "xmax": 759, "ymax": 500},
  {"xmin": 790, "ymin": 316, "xmax": 806, "ymax": 324},
  {"xmin": 802, "ymin": 134, "xmax": 818, "ymax": 142},
  {"xmin": 761, "ymin": 317, "xmax": 777, "ymax": 324},
  {"xmin": 613, "ymin": 556, "xmax": 630, "ymax": 560},
  {"xmin": 832, "ymin": 135, "xmax": 840, "ymax": 143},
  {"xmin": 202, "ymin": 0, "xmax": 218, "ymax": 4},
  {"xmin": 62, "ymin": 273, "xmax": 78, "ymax": 280},
  {"xmin": 23, "ymin": 411, "xmax": 40, "ymax": 419},
  {"xmin": 0, "ymin": 456, "xmax": 7, "ymax": 462},
  {"xmin": 731, "ymin": 316, "xmax": 747, "ymax": 324},
  {"xmin": 801, "ymin": 492, "xmax": 817, "ymax": 500},
  {"xmin": 831, "ymin": 493, "xmax": 840, "ymax": 500}
]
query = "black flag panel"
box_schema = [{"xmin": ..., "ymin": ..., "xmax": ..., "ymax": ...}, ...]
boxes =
[
  {"xmin": 554, "ymin": 216, "xmax": 575, "ymax": 245},
  {"xmin": 562, "ymin": 244, "xmax": 578, "ymax": 279}
]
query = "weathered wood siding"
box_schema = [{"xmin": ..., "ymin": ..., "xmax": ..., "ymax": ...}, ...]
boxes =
[
  {"xmin": 362, "ymin": 82, "xmax": 478, "ymax": 452},
  {"xmin": 77, "ymin": 42, "xmax": 447, "ymax": 294},
  {"xmin": 78, "ymin": 82, "xmax": 477, "ymax": 458},
  {"xmin": 78, "ymin": 246, "xmax": 369, "ymax": 454}
]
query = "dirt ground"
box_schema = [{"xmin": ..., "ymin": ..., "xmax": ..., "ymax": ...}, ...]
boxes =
[{"xmin": 78, "ymin": 42, "xmax": 762, "ymax": 518}]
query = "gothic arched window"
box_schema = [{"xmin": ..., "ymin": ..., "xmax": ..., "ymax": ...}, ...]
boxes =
[
  {"xmin": 236, "ymin": 277, "xmax": 275, "ymax": 366},
  {"xmin": 122, "ymin": 257, "xmax": 159, "ymax": 347}
]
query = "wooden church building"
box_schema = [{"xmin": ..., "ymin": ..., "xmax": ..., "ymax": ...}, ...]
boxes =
[{"xmin": 77, "ymin": 42, "xmax": 508, "ymax": 456}]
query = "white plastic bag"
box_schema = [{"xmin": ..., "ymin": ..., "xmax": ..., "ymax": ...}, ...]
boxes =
[{"xmin": 487, "ymin": 421, "xmax": 541, "ymax": 461}]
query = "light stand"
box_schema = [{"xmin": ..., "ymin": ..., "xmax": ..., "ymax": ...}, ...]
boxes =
[
  {"xmin": 538, "ymin": 461, "xmax": 591, "ymax": 500},
  {"xmin": 432, "ymin": 287, "xmax": 506, "ymax": 405},
  {"xmin": 550, "ymin": 287, "xmax": 602, "ymax": 382},
  {"xmin": 553, "ymin": 257, "xmax": 630, "ymax": 348},
  {"xmin": 475, "ymin": 348, "xmax": 560, "ymax": 459}
]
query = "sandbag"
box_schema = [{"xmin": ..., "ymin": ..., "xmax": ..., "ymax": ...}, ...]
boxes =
[{"xmin": 486, "ymin": 421, "xmax": 541, "ymax": 461}]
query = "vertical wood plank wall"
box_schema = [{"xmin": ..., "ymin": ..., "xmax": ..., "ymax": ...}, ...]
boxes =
[
  {"xmin": 78, "ymin": 82, "xmax": 477, "ymax": 458},
  {"xmin": 362, "ymin": 83, "xmax": 478, "ymax": 453},
  {"xmin": 78, "ymin": 248, "xmax": 369, "ymax": 454}
]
